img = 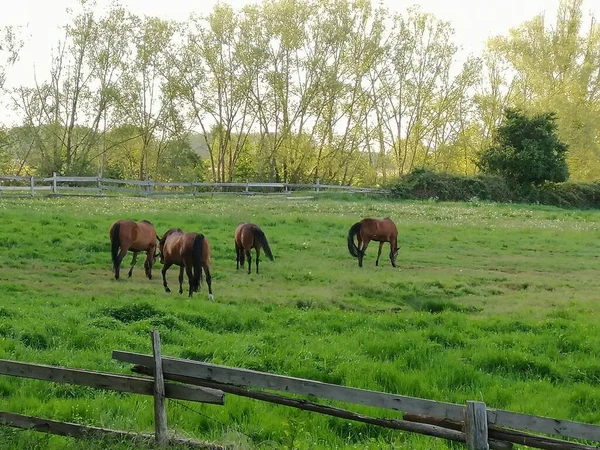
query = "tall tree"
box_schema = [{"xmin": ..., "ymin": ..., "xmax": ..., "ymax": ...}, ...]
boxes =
[
  {"xmin": 486, "ymin": 0, "xmax": 600, "ymax": 180},
  {"xmin": 116, "ymin": 15, "xmax": 179, "ymax": 179}
]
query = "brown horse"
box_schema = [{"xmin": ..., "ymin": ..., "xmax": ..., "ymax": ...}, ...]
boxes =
[
  {"xmin": 158, "ymin": 228, "xmax": 214, "ymax": 299},
  {"xmin": 109, "ymin": 219, "xmax": 159, "ymax": 280},
  {"xmin": 234, "ymin": 223, "xmax": 274, "ymax": 274},
  {"xmin": 347, "ymin": 217, "xmax": 398, "ymax": 268}
]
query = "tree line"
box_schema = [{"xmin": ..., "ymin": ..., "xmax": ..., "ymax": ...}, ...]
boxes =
[{"xmin": 0, "ymin": 0, "xmax": 598, "ymax": 185}]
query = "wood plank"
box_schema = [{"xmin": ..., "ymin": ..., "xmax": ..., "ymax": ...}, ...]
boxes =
[
  {"xmin": 0, "ymin": 186, "xmax": 31, "ymax": 191},
  {"xmin": 0, "ymin": 359, "xmax": 223, "ymax": 405},
  {"xmin": 100, "ymin": 178, "xmax": 149, "ymax": 186},
  {"xmin": 0, "ymin": 175, "xmax": 36, "ymax": 181},
  {"xmin": 100, "ymin": 186, "xmax": 141, "ymax": 194},
  {"xmin": 130, "ymin": 364, "xmax": 468, "ymax": 445},
  {"xmin": 151, "ymin": 330, "xmax": 168, "ymax": 447},
  {"xmin": 112, "ymin": 351, "xmax": 465, "ymax": 421},
  {"xmin": 53, "ymin": 176, "xmax": 99, "ymax": 182},
  {"xmin": 0, "ymin": 411, "xmax": 225, "ymax": 449},
  {"xmin": 247, "ymin": 183, "xmax": 285, "ymax": 188},
  {"xmin": 489, "ymin": 409, "xmax": 600, "ymax": 444},
  {"xmin": 59, "ymin": 187, "xmax": 99, "ymax": 192},
  {"xmin": 112, "ymin": 352, "xmax": 600, "ymax": 442},
  {"xmin": 465, "ymin": 401, "xmax": 489, "ymax": 450},
  {"xmin": 404, "ymin": 413, "xmax": 597, "ymax": 450},
  {"xmin": 150, "ymin": 181, "xmax": 193, "ymax": 187}
]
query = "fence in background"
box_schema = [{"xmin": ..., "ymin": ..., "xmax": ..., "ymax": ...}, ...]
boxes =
[
  {"xmin": 0, "ymin": 173, "xmax": 386, "ymax": 197},
  {"xmin": 1, "ymin": 330, "xmax": 599, "ymax": 449}
]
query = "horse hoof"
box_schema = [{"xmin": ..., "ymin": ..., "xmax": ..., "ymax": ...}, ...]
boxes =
[
  {"xmin": 165, "ymin": 287, "xmax": 171, "ymax": 293},
  {"xmin": 179, "ymin": 289, "xmax": 183, "ymax": 294},
  {"xmin": 208, "ymin": 294, "xmax": 214, "ymax": 301}
]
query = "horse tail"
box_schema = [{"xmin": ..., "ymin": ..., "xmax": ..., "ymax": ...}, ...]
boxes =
[
  {"xmin": 347, "ymin": 222, "xmax": 361, "ymax": 257},
  {"xmin": 191, "ymin": 234, "xmax": 204, "ymax": 292},
  {"xmin": 110, "ymin": 222, "xmax": 121, "ymax": 269},
  {"xmin": 254, "ymin": 227, "xmax": 273, "ymax": 261}
]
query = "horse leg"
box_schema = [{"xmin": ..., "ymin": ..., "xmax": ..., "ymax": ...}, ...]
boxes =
[
  {"xmin": 185, "ymin": 264, "xmax": 195, "ymax": 297},
  {"xmin": 255, "ymin": 247, "xmax": 260, "ymax": 274},
  {"xmin": 114, "ymin": 248, "xmax": 128, "ymax": 280},
  {"xmin": 161, "ymin": 263, "xmax": 172, "ymax": 293},
  {"xmin": 359, "ymin": 240, "xmax": 370, "ymax": 268},
  {"xmin": 178, "ymin": 266, "xmax": 184, "ymax": 294},
  {"xmin": 245, "ymin": 249, "xmax": 252, "ymax": 275},
  {"xmin": 376, "ymin": 242, "xmax": 384, "ymax": 266},
  {"xmin": 236, "ymin": 244, "xmax": 240, "ymax": 270},
  {"xmin": 127, "ymin": 252, "xmax": 138, "ymax": 278},
  {"xmin": 204, "ymin": 264, "xmax": 214, "ymax": 301}
]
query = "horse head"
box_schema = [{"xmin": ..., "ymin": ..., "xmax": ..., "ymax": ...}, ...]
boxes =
[{"xmin": 389, "ymin": 247, "xmax": 399, "ymax": 268}]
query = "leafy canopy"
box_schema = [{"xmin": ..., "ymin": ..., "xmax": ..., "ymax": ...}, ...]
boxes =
[{"xmin": 478, "ymin": 108, "xmax": 569, "ymax": 185}]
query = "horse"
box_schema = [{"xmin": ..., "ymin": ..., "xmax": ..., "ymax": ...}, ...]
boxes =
[
  {"xmin": 109, "ymin": 219, "xmax": 159, "ymax": 280},
  {"xmin": 234, "ymin": 223, "xmax": 274, "ymax": 274},
  {"xmin": 347, "ymin": 217, "xmax": 399, "ymax": 268},
  {"xmin": 158, "ymin": 228, "xmax": 214, "ymax": 300}
]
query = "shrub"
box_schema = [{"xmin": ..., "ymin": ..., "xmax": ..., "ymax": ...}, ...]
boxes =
[
  {"xmin": 388, "ymin": 168, "xmax": 512, "ymax": 203},
  {"xmin": 387, "ymin": 168, "xmax": 600, "ymax": 209},
  {"xmin": 478, "ymin": 108, "xmax": 569, "ymax": 185}
]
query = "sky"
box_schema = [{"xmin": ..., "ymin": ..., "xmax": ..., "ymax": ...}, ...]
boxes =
[{"xmin": 0, "ymin": 0, "xmax": 599, "ymax": 122}]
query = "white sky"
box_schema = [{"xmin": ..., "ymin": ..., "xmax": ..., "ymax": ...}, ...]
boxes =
[{"xmin": 0, "ymin": 0, "xmax": 599, "ymax": 123}]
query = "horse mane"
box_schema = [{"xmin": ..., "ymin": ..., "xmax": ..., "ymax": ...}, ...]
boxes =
[{"xmin": 141, "ymin": 219, "xmax": 153, "ymax": 225}]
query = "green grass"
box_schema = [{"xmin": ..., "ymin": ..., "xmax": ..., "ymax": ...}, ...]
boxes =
[{"xmin": 1, "ymin": 195, "xmax": 600, "ymax": 449}]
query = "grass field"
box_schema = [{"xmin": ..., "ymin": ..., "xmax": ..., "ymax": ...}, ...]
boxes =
[{"xmin": 0, "ymin": 194, "xmax": 599, "ymax": 449}]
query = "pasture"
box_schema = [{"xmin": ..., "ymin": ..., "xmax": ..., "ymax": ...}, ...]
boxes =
[{"xmin": 0, "ymin": 195, "xmax": 599, "ymax": 450}]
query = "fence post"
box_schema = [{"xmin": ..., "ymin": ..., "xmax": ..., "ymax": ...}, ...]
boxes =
[
  {"xmin": 30, "ymin": 177, "xmax": 35, "ymax": 197},
  {"xmin": 192, "ymin": 178, "xmax": 198, "ymax": 197},
  {"xmin": 245, "ymin": 179, "xmax": 249, "ymax": 193},
  {"xmin": 465, "ymin": 401, "xmax": 489, "ymax": 450},
  {"xmin": 97, "ymin": 173, "xmax": 103, "ymax": 197},
  {"xmin": 151, "ymin": 330, "xmax": 168, "ymax": 447},
  {"xmin": 52, "ymin": 172, "xmax": 57, "ymax": 195},
  {"xmin": 145, "ymin": 175, "xmax": 150, "ymax": 196},
  {"xmin": 316, "ymin": 178, "xmax": 320, "ymax": 194}
]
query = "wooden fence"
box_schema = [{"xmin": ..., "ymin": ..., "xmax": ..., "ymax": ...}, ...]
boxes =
[
  {"xmin": 1, "ymin": 330, "xmax": 599, "ymax": 450},
  {"xmin": 0, "ymin": 173, "xmax": 385, "ymax": 197}
]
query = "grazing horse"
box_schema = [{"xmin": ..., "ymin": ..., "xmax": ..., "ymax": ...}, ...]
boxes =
[
  {"xmin": 347, "ymin": 217, "xmax": 399, "ymax": 268},
  {"xmin": 158, "ymin": 228, "xmax": 214, "ymax": 300},
  {"xmin": 234, "ymin": 223, "xmax": 274, "ymax": 274},
  {"xmin": 109, "ymin": 219, "xmax": 159, "ymax": 280}
]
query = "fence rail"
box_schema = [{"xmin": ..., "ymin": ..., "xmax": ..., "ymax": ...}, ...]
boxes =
[
  {"xmin": 2, "ymin": 330, "xmax": 599, "ymax": 450},
  {"xmin": 112, "ymin": 350, "xmax": 600, "ymax": 447},
  {"xmin": 0, "ymin": 173, "xmax": 386, "ymax": 197}
]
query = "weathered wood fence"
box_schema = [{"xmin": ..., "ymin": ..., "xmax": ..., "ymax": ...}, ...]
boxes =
[
  {"xmin": 0, "ymin": 173, "xmax": 385, "ymax": 197},
  {"xmin": 1, "ymin": 330, "xmax": 599, "ymax": 450}
]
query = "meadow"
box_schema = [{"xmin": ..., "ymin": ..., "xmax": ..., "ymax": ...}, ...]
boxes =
[{"xmin": 0, "ymin": 194, "xmax": 599, "ymax": 450}]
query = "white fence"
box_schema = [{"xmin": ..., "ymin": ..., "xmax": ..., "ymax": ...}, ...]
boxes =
[{"xmin": 0, "ymin": 173, "xmax": 386, "ymax": 197}]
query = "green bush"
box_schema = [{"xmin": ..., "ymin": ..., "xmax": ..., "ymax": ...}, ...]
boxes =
[
  {"xmin": 478, "ymin": 108, "xmax": 569, "ymax": 185},
  {"xmin": 388, "ymin": 168, "xmax": 512, "ymax": 202},
  {"xmin": 387, "ymin": 168, "xmax": 600, "ymax": 209}
]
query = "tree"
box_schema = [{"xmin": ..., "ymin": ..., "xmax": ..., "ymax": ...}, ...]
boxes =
[
  {"xmin": 117, "ymin": 15, "xmax": 180, "ymax": 179},
  {"xmin": 8, "ymin": 0, "xmax": 132, "ymax": 176},
  {"xmin": 485, "ymin": 0, "xmax": 600, "ymax": 180},
  {"xmin": 478, "ymin": 108, "xmax": 569, "ymax": 185},
  {"xmin": 0, "ymin": 25, "xmax": 22, "ymax": 91}
]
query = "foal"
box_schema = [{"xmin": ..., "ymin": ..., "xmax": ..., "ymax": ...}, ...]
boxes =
[
  {"xmin": 159, "ymin": 228, "xmax": 214, "ymax": 300},
  {"xmin": 109, "ymin": 219, "xmax": 158, "ymax": 280},
  {"xmin": 347, "ymin": 217, "xmax": 399, "ymax": 268},
  {"xmin": 234, "ymin": 223, "xmax": 274, "ymax": 274}
]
